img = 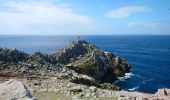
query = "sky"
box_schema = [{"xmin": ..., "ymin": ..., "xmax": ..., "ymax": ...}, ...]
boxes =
[{"xmin": 0, "ymin": 0, "xmax": 170, "ymax": 35}]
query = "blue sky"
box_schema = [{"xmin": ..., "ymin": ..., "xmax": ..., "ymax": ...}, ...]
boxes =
[{"xmin": 0, "ymin": 0, "xmax": 169, "ymax": 35}]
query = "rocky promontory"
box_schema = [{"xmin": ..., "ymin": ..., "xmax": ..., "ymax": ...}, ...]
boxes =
[
  {"xmin": 1, "ymin": 40, "xmax": 169, "ymax": 100},
  {"xmin": 0, "ymin": 40, "xmax": 130, "ymax": 86},
  {"xmin": 53, "ymin": 40, "xmax": 131, "ymax": 83}
]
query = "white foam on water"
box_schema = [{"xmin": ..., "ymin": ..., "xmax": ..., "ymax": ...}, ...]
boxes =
[
  {"xmin": 117, "ymin": 72, "xmax": 134, "ymax": 81},
  {"xmin": 117, "ymin": 77, "xmax": 126, "ymax": 81},
  {"xmin": 125, "ymin": 72, "xmax": 134, "ymax": 78},
  {"xmin": 128, "ymin": 86, "xmax": 139, "ymax": 91}
]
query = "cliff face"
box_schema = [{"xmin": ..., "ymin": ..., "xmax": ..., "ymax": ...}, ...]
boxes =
[{"xmin": 52, "ymin": 40, "xmax": 131, "ymax": 83}]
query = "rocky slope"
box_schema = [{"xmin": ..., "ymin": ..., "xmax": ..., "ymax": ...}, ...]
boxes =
[
  {"xmin": 0, "ymin": 48, "xmax": 60, "ymax": 77},
  {"xmin": 53, "ymin": 40, "xmax": 131, "ymax": 83},
  {"xmin": 1, "ymin": 79, "xmax": 170, "ymax": 100},
  {"xmin": 0, "ymin": 40, "xmax": 170, "ymax": 100},
  {"xmin": 0, "ymin": 40, "xmax": 130, "ymax": 84}
]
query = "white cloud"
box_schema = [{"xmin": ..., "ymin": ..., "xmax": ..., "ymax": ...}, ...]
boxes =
[
  {"xmin": 106, "ymin": 6, "xmax": 151, "ymax": 18},
  {"xmin": 0, "ymin": 1, "xmax": 94, "ymax": 35},
  {"xmin": 127, "ymin": 21, "xmax": 170, "ymax": 34},
  {"xmin": 95, "ymin": 21, "xmax": 170, "ymax": 35},
  {"xmin": 127, "ymin": 21, "xmax": 158, "ymax": 29}
]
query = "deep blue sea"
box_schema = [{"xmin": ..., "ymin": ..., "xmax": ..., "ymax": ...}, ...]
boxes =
[{"xmin": 0, "ymin": 35, "xmax": 170, "ymax": 93}]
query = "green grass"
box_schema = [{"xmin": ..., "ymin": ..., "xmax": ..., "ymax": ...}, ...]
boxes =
[
  {"xmin": 33, "ymin": 92, "xmax": 72, "ymax": 100},
  {"xmin": 74, "ymin": 62, "xmax": 99, "ymax": 76},
  {"xmin": 33, "ymin": 91, "xmax": 118, "ymax": 100}
]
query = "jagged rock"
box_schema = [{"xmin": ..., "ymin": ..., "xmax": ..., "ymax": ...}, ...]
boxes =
[
  {"xmin": 0, "ymin": 80, "xmax": 34, "ymax": 100},
  {"xmin": 0, "ymin": 49, "xmax": 61, "ymax": 77},
  {"xmin": 70, "ymin": 74, "xmax": 101, "ymax": 88},
  {"xmin": 53, "ymin": 40, "xmax": 131, "ymax": 83},
  {"xmin": 0, "ymin": 40, "xmax": 130, "ymax": 92},
  {"xmin": 0, "ymin": 48, "xmax": 28, "ymax": 62},
  {"xmin": 52, "ymin": 40, "xmax": 98, "ymax": 64},
  {"xmin": 30, "ymin": 52, "xmax": 57, "ymax": 64},
  {"xmin": 70, "ymin": 74, "xmax": 119, "ymax": 90}
]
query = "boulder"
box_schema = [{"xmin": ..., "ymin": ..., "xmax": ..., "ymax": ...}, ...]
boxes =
[
  {"xmin": 89, "ymin": 86, "xmax": 98, "ymax": 92},
  {"xmin": 0, "ymin": 80, "xmax": 34, "ymax": 100},
  {"xmin": 154, "ymin": 88, "xmax": 170, "ymax": 100}
]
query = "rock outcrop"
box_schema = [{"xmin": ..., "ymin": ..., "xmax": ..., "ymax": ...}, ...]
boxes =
[
  {"xmin": 30, "ymin": 52, "xmax": 57, "ymax": 64},
  {"xmin": 53, "ymin": 40, "xmax": 131, "ymax": 83},
  {"xmin": 0, "ymin": 80, "xmax": 34, "ymax": 100},
  {"xmin": 0, "ymin": 48, "xmax": 28, "ymax": 62},
  {"xmin": 0, "ymin": 40, "xmax": 130, "ymax": 90},
  {"xmin": 153, "ymin": 88, "xmax": 170, "ymax": 100},
  {"xmin": 1, "ymin": 40, "xmax": 170, "ymax": 100},
  {"xmin": 0, "ymin": 49, "xmax": 60, "ymax": 77}
]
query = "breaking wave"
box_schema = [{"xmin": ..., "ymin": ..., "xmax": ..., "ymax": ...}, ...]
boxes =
[{"xmin": 117, "ymin": 72, "xmax": 134, "ymax": 81}]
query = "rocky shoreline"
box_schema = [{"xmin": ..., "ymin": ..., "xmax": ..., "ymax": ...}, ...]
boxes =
[
  {"xmin": 0, "ymin": 40, "xmax": 169, "ymax": 100},
  {"xmin": 1, "ymin": 78, "xmax": 170, "ymax": 100}
]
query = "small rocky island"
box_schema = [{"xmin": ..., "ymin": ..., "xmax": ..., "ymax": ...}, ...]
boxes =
[{"xmin": 0, "ymin": 40, "xmax": 169, "ymax": 100}]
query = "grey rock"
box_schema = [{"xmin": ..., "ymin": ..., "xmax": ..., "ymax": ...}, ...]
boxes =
[
  {"xmin": 0, "ymin": 40, "xmax": 130, "ymax": 92},
  {"xmin": 53, "ymin": 40, "xmax": 131, "ymax": 83},
  {"xmin": 0, "ymin": 80, "xmax": 34, "ymax": 100},
  {"xmin": 31, "ymin": 52, "xmax": 57, "ymax": 64},
  {"xmin": 0, "ymin": 48, "xmax": 28, "ymax": 62},
  {"xmin": 154, "ymin": 88, "xmax": 170, "ymax": 100},
  {"xmin": 89, "ymin": 86, "xmax": 97, "ymax": 92}
]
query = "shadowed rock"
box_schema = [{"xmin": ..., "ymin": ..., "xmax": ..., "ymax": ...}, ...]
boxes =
[
  {"xmin": 0, "ymin": 48, "xmax": 29, "ymax": 62},
  {"xmin": 30, "ymin": 52, "xmax": 57, "ymax": 64},
  {"xmin": 0, "ymin": 48, "xmax": 62, "ymax": 77}
]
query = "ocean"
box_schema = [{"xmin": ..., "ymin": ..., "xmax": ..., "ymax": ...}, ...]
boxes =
[{"xmin": 0, "ymin": 35, "xmax": 170, "ymax": 93}]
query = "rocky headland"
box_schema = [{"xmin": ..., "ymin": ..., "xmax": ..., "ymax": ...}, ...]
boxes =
[{"xmin": 0, "ymin": 40, "xmax": 169, "ymax": 100}]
